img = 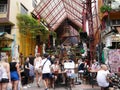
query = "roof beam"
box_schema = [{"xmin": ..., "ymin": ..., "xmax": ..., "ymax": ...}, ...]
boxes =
[
  {"xmin": 67, "ymin": 16, "xmax": 82, "ymax": 28},
  {"xmin": 53, "ymin": 15, "xmax": 67, "ymax": 30},
  {"xmin": 49, "ymin": 10, "xmax": 66, "ymax": 27},
  {"xmin": 32, "ymin": 0, "xmax": 43, "ymax": 15},
  {"xmin": 66, "ymin": 8, "xmax": 82, "ymax": 21},
  {"xmin": 72, "ymin": 0, "xmax": 83, "ymax": 8},
  {"xmin": 45, "ymin": 0, "xmax": 62, "ymax": 19},
  {"xmin": 35, "ymin": 0, "xmax": 52, "ymax": 16},
  {"xmin": 66, "ymin": 11, "xmax": 82, "ymax": 23},
  {"xmin": 48, "ymin": 7, "xmax": 66, "ymax": 25},
  {"xmin": 63, "ymin": 0, "xmax": 82, "ymax": 14}
]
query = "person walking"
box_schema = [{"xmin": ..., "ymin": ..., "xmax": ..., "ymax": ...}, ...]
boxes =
[
  {"xmin": 41, "ymin": 53, "xmax": 52, "ymax": 90},
  {"xmin": 23, "ymin": 57, "xmax": 30, "ymax": 88},
  {"xmin": 10, "ymin": 57, "xmax": 21, "ymax": 90},
  {"xmin": 0, "ymin": 56, "xmax": 11, "ymax": 90},
  {"xmin": 34, "ymin": 53, "xmax": 42, "ymax": 87}
]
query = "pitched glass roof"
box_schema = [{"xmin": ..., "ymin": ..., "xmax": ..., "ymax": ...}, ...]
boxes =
[{"xmin": 32, "ymin": 0, "xmax": 83, "ymax": 30}]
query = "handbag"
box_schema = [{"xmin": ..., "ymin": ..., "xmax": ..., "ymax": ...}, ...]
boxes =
[
  {"xmin": 37, "ymin": 68, "xmax": 42, "ymax": 73},
  {"xmin": 18, "ymin": 81, "xmax": 22, "ymax": 90},
  {"xmin": 7, "ymin": 83, "xmax": 12, "ymax": 90}
]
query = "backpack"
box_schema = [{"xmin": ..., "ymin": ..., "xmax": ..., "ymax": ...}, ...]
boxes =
[{"xmin": 0, "ymin": 65, "xmax": 4, "ymax": 81}]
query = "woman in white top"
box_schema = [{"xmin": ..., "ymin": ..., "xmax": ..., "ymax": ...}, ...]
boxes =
[
  {"xmin": 34, "ymin": 53, "xmax": 42, "ymax": 87},
  {"xmin": 0, "ymin": 56, "xmax": 11, "ymax": 90},
  {"xmin": 51, "ymin": 60, "xmax": 61, "ymax": 88}
]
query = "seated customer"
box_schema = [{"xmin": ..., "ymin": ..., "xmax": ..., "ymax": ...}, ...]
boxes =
[
  {"xmin": 64, "ymin": 58, "xmax": 76, "ymax": 87},
  {"xmin": 51, "ymin": 60, "xmax": 61, "ymax": 88},
  {"xmin": 78, "ymin": 59, "xmax": 87, "ymax": 80},
  {"xmin": 96, "ymin": 64, "xmax": 110, "ymax": 90}
]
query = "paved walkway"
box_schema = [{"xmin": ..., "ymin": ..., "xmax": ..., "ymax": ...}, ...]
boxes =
[{"xmin": 22, "ymin": 80, "xmax": 101, "ymax": 90}]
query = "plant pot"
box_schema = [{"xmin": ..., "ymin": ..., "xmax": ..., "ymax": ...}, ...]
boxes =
[{"xmin": 103, "ymin": 12, "xmax": 108, "ymax": 18}]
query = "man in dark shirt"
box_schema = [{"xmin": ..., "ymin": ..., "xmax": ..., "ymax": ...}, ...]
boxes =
[{"xmin": 29, "ymin": 54, "xmax": 35, "ymax": 66}]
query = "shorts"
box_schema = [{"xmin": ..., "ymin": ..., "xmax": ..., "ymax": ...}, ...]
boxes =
[
  {"xmin": 11, "ymin": 71, "xmax": 19, "ymax": 81},
  {"xmin": 0, "ymin": 78, "xmax": 9, "ymax": 83},
  {"xmin": 42, "ymin": 73, "xmax": 51, "ymax": 79},
  {"xmin": 35, "ymin": 68, "xmax": 42, "ymax": 73},
  {"xmin": 69, "ymin": 73, "xmax": 76, "ymax": 79}
]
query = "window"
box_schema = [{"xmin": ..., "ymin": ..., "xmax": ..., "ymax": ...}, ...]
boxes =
[
  {"xmin": 0, "ymin": 4, "xmax": 7, "ymax": 13},
  {"xmin": 0, "ymin": 26, "xmax": 11, "ymax": 34},
  {"xmin": 32, "ymin": 0, "xmax": 37, "ymax": 8},
  {"xmin": 111, "ymin": 19, "xmax": 120, "ymax": 25},
  {"xmin": 20, "ymin": 3, "xmax": 28, "ymax": 14},
  {"xmin": 0, "ymin": 26, "xmax": 4, "ymax": 32}
]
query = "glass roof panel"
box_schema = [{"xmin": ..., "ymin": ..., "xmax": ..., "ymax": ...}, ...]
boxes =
[
  {"xmin": 51, "ymin": 9, "xmax": 66, "ymax": 24},
  {"xmin": 32, "ymin": 0, "xmax": 83, "ymax": 30}
]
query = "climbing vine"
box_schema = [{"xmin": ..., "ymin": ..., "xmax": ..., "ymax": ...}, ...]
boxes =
[{"xmin": 17, "ymin": 14, "xmax": 49, "ymax": 42}]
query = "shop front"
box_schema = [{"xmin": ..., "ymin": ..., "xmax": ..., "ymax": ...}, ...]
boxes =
[{"xmin": 0, "ymin": 32, "xmax": 13, "ymax": 62}]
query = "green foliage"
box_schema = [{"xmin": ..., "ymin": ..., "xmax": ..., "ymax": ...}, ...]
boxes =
[
  {"xmin": 80, "ymin": 49, "xmax": 85, "ymax": 54},
  {"xmin": 50, "ymin": 31, "xmax": 57, "ymax": 38},
  {"xmin": 100, "ymin": 5, "xmax": 112, "ymax": 13},
  {"xmin": 78, "ymin": 28, "xmax": 83, "ymax": 32},
  {"xmin": 17, "ymin": 14, "xmax": 49, "ymax": 42}
]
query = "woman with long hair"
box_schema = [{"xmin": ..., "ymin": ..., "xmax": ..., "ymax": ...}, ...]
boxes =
[
  {"xmin": 10, "ymin": 57, "xmax": 21, "ymax": 90},
  {"xmin": 34, "ymin": 53, "xmax": 42, "ymax": 87},
  {"xmin": 0, "ymin": 56, "xmax": 11, "ymax": 90}
]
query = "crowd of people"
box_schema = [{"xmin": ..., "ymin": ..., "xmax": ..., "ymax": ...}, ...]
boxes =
[
  {"xmin": 0, "ymin": 52, "xmax": 119, "ymax": 90},
  {"xmin": 0, "ymin": 53, "xmax": 77, "ymax": 90}
]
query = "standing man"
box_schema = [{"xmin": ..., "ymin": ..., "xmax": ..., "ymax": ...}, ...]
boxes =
[
  {"xmin": 41, "ymin": 53, "xmax": 52, "ymax": 90},
  {"xmin": 29, "ymin": 54, "xmax": 35, "ymax": 66}
]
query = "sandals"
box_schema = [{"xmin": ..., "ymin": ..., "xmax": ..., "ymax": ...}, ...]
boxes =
[{"xmin": 37, "ymin": 83, "xmax": 40, "ymax": 87}]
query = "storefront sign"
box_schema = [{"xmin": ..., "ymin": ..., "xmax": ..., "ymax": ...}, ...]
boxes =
[{"xmin": 112, "ymin": 35, "xmax": 120, "ymax": 42}]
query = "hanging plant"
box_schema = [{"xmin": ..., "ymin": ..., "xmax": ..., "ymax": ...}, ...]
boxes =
[{"xmin": 100, "ymin": 5, "xmax": 112, "ymax": 13}]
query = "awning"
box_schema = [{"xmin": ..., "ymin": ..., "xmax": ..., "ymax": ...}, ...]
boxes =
[
  {"xmin": 1, "ymin": 47, "xmax": 11, "ymax": 51},
  {"xmin": 0, "ymin": 32, "xmax": 13, "ymax": 40},
  {"xmin": 0, "ymin": 32, "xmax": 5, "ymax": 36}
]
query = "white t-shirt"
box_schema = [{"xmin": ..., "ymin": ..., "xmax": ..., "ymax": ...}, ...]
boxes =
[
  {"xmin": 41, "ymin": 58, "xmax": 51, "ymax": 74},
  {"xmin": 34, "ymin": 57, "xmax": 42, "ymax": 70},
  {"xmin": 51, "ymin": 64, "xmax": 59, "ymax": 72},
  {"xmin": 97, "ymin": 70, "xmax": 110, "ymax": 87},
  {"xmin": 91, "ymin": 62, "xmax": 100, "ymax": 70},
  {"xmin": 64, "ymin": 60, "xmax": 75, "ymax": 76}
]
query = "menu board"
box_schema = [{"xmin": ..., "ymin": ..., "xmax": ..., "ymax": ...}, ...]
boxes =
[
  {"xmin": 108, "ymin": 49, "xmax": 120, "ymax": 73},
  {"xmin": 64, "ymin": 61, "xmax": 75, "ymax": 69}
]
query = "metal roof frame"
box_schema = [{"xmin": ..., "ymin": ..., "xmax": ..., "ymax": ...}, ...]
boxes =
[{"xmin": 32, "ymin": 0, "xmax": 84, "ymax": 30}]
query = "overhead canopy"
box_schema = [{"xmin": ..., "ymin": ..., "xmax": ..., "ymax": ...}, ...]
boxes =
[
  {"xmin": 32, "ymin": 0, "xmax": 83, "ymax": 30},
  {"xmin": 0, "ymin": 32, "xmax": 13, "ymax": 41}
]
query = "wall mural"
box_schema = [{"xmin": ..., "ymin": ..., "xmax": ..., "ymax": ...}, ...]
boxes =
[{"xmin": 108, "ymin": 49, "xmax": 120, "ymax": 73}]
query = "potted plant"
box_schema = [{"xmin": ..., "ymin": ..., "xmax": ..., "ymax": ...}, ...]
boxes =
[
  {"xmin": 100, "ymin": 5, "xmax": 112, "ymax": 13},
  {"xmin": 100, "ymin": 5, "xmax": 112, "ymax": 16}
]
